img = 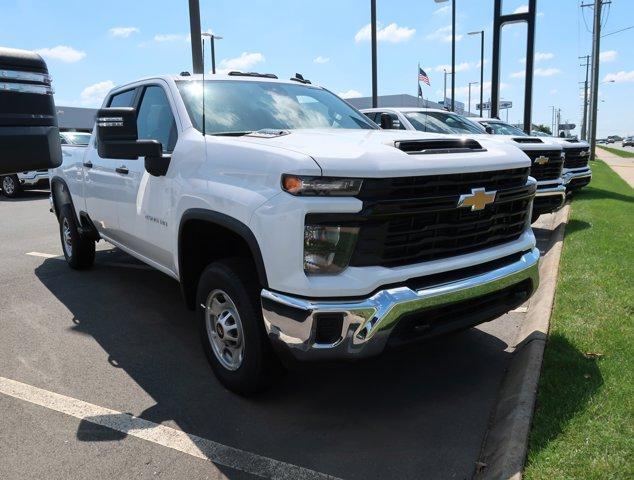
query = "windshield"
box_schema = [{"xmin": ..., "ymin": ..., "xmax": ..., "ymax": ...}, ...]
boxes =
[
  {"xmin": 405, "ymin": 111, "xmax": 485, "ymax": 134},
  {"xmin": 176, "ymin": 80, "xmax": 377, "ymax": 134},
  {"xmin": 60, "ymin": 132, "xmax": 91, "ymax": 145},
  {"xmin": 481, "ymin": 121, "xmax": 527, "ymax": 136}
]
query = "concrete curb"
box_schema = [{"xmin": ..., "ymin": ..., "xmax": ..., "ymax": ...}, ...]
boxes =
[{"xmin": 475, "ymin": 204, "xmax": 571, "ymax": 480}]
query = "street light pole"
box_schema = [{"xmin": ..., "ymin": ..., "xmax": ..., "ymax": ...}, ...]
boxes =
[
  {"xmin": 371, "ymin": 0, "xmax": 378, "ymax": 108},
  {"xmin": 579, "ymin": 55, "xmax": 590, "ymax": 140},
  {"xmin": 468, "ymin": 31, "xmax": 485, "ymax": 117},
  {"xmin": 202, "ymin": 33, "xmax": 223, "ymax": 74},
  {"xmin": 468, "ymin": 81, "xmax": 478, "ymax": 115},
  {"xmin": 587, "ymin": 0, "xmax": 604, "ymax": 160},
  {"xmin": 188, "ymin": 0, "xmax": 203, "ymax": 74},
  {"xmin": 436, "ymin": 0, "xmax": 455, "ymax": 111}
]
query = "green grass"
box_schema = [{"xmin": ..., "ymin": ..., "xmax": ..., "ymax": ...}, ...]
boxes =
[
  {"xmin": 598, "ymin": 145, "xmax": 634, "ymax": 158},
  {"xmin": 524, "ymin": 160, "xmax": 634, "ymax": 479}
]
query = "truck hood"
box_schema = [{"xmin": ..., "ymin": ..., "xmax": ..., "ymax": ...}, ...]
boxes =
[
  {"xmin": 546, "ymin": 137, "xmax": 590, "ymax": 149},
  {"xmin": 237, "ymin": 128, "xmax": 530, "ymax": 177},
  {"xmin": 462, "ymin": 133, "xmax": 563, "ymax": 152}
]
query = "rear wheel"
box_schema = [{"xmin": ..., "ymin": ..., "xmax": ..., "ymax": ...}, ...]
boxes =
[
  {"xmin": 1, "ymin": 175, "xmax": 21, "ymax": 198},
  {"xmin": 197, "ymin": 258, "xmax": 283, "ymax": 395},
  {"xmin": 58, "ymin": 204, "xmax": 95, "ymax": 270}
]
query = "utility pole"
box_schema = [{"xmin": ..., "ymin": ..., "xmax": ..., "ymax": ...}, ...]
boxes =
[
  {"xmin": 188, "ymin": 0, "xmax": 203, "ymax": 74},
  {"xmin": 371, "ymin": 0, "xmax": 378, "ymax": 108},
  {"xmin": 451, "ymin": 0, "xmax": 456, "ymax": 111},
  {"xmin": 579, "ymin": 55, "xmax": 590, "ymax": 140},
  {"xmin": 585, "ymin": 0, "xmax": 608, "ymax": 160}
]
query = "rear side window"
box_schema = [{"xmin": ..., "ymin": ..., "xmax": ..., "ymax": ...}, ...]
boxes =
[
  {"xmin": 108, "ymin": 89, "xmax": 136, "ymax": 108},
  {"xmin": 136, "ymin": 86, "xmax": 178, "ymax": 153}
]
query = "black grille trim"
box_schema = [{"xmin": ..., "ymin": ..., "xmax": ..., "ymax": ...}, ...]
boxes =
[
  {"xmin": 524, "ymin": 150, "xmax": 564, "ymax": 180},
  {"xmin": 307, "ymin": 168, "xmax": 534, "ymax": 268}
]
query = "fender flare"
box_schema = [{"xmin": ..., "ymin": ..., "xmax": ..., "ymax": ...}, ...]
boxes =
[
  {"xmin": 50, "ymin": 176, "xmax": 74, "ymax": 218},
  {"xmin": 178, "ymin": 209, "xmax": 269, "ymax": 303}
]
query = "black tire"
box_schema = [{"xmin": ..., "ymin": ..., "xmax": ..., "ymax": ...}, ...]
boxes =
[
  {"xmin": 58, "ymin": 204, "xmax": 95, "ymax": 270},
  {"xmin": 1, "ymin": 175, "xmax": 21, "ymax": 198},
  {"xmin": 197, "ymin": 258, "xmax": 283, "ymax": 395}
]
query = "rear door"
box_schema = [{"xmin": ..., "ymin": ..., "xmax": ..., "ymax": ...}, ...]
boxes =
[{"xmin": 84, "ymin": 88, "xmax": 138, "ymax": 240}]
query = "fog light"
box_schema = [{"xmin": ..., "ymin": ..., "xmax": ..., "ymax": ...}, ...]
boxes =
[{"xmin": 304, "ymin": 225, "xmax": 359, "ymax": 275}]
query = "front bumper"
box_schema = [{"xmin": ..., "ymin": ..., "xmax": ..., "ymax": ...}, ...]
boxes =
[
  {"xmin": 563, "ymin": 167, "xmax": 592, "ymax": 189},
  {"xmin": 533, "ymin": 183, "xmax": 566, "ymax": 215},
  {"xmin": 18, "ymin": 171, "xmax": 50, "ymax": 187},
  {"xmin": 262, "ymin": 248, "xmax": 540, "ymax": 361}
]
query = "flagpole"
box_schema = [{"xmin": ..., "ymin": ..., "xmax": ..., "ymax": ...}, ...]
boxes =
[{"xmin": 417, "ymin": 63, "xmax": 420, "ymax": 107}]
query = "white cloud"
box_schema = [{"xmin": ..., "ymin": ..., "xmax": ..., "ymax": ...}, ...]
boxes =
[
  {"xmin": 425, "ymin": 25, "xmax": 462, "ymax": 43},
  {"xmin": 355, "ymin": 23, "xmax": 415, "ymax": 43},
  {"xmin": 35, "ymin": 45, "xmax": 86, "ymax": 63},
  {"xmin": 313, "ymin": 56, "xmax": 330, "ymax": 64},
  {"xmin": 603, "ymin": 70, "xmax": 634, "ymax": 83},
  {"xmin": 109, "ymin": 27, "xmax": 139, "ymax": 38},
  {"xmin": 80, "ymin": 80, "xmax": 115, "ymax": 107},
  {"xmin": 519, "ymin": 52, "xmax": 554, "ymax": 63},
  {"xmin": 510, "ymin": 67, "xmax": 561, "ymax": 78},
  {"xmin": 338, "ymin": 89, "xmax": 363, "ymax": 99},
  {"xmin": 600, "ymin": 50, "xmax": 617, "ymax": 63},
  {"xmin": 514, "ymin": 5, "xmax": 529, "ymax": 13},
  {"xmin": 434, "ymin": 5, "xmax": 450, "ymax": 15},
  {"xmin": 154, "ymin": 33, "xmax": 187, "ymax": 43},
  {"xmin": 218, "ymin": 52, "xmax": 265, "ymax": 73}
]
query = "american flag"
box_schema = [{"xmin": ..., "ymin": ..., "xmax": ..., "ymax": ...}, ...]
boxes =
[{"xmin": 418, "ymin": 67, "xmax": 430, "ymax": 86}]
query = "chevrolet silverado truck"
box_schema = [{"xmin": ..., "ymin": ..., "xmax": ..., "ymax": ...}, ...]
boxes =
[
  {"xmin": 50, "ymin": 73, "xmax": 540, "ymax": 394},
  {"xmin": 547, "ymin": 137, "xmax": 592, "ymax": 191},
  {"xmin": 362, "ymin": 108, "xmax": 566, "ymax": 223}
]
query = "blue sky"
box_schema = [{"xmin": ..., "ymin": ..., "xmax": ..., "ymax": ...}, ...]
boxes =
[{"xmin": 1, "ymin": 0, "xmax": 632, "ymax": 137}]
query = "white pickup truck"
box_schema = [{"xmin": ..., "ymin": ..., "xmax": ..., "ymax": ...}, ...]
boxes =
[
  {"xmin": 50, "ymin": 73, "xmax": 540, "ymax": 394},
  {"xmin": 361, "ymin": 108, "xmax": 566, "ymax": 223}
]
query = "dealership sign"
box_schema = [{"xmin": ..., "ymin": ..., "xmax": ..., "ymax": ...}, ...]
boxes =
[{"xmin": 476, "ymin": 100, "xmax": 513, "ymax": 111}]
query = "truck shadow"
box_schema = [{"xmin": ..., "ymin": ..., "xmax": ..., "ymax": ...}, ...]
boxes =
[
  {"xmin": 0, "ymin": 190, "xmax": 49, "ymax": 202},
  {"xmin": 35, "ymin": 250, "xmax": 517, "ymax": 479}
]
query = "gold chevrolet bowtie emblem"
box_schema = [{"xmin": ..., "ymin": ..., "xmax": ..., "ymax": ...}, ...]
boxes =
[
  {"xmin": 580, "ymin": 150, "xmax": 588, "ymax": 156},
  {"xmin": 457, "ymin": 188, "xmax": 497, "ymax": 211},
  {"xmin": 534, "ymin": 155, "xmax": 549, "ymax": 165}
]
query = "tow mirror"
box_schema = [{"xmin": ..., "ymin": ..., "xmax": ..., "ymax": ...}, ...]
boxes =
[
  {"xmin": 0, "ymin": 47, "xmax": 62, "ymax": 175},
  {"xmin": 96, "ymin": 107, "xmax": 162, "ymax": 160},
  {"xmin": 380, "ymin": 113, "xmax": 394, "ymax": 130},
  {"xmin": 485, "ymin": 125, "xmax": 494, "ymax": 134}
]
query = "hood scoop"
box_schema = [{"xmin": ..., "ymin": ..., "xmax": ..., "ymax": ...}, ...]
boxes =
[
  {"xmin": 513, "ymin": 137, "xmax": 543, "ymax": 144},
  {"xmin": 395, "ymin": 138, "xmax": 485, "ymax": 154},
  {"xmin": 246, "ymin": 129, "xmax": 291, "ymax": 138}
]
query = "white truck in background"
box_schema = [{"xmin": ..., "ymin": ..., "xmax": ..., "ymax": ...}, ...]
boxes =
[
  {"xmin": 361, "ymin": 108, "xmax": 566, "ymax": 223},
  {"xmin": 0, "ymin": 131, "xmax": 90, "ymax": 198},
  {"xmin": 50, "ymin": 73, "xmax": 540, "ymax": 394}
]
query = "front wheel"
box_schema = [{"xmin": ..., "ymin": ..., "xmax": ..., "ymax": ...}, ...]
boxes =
[
  {"xmin": 58, "ymin": 204, "xmax": 95, "ymax": 270},
  {"xmin": 197, "ymin": 259, "xmax": 283, "ymax": 395},
  {"xmin": 1, "ymin": 175, "xmax": 21, "ymax": 198}
]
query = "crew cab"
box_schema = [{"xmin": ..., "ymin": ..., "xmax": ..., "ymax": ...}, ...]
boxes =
[
  {"xmin": 362, "ymin": 108, "xmax": 566, "ymax": 222},
  {"xmin": 50, "ymin": 73, "xmax": 540, "ymax": 394}
]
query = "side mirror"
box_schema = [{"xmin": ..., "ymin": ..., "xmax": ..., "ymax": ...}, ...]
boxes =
[
  {"xmin": 96, "ymin": 107, "xmax": 162, "ymax": 160},
  {"xmin": 380, "ymin": 113, "xmax": 394, "ymax": 130},
  {"xmin": 0, "ymin": 47, "xmax": 62, "ymax": 175},
  {"xmin": 485, "ymin": 126, "xmax": 494, "ymax": 134}
]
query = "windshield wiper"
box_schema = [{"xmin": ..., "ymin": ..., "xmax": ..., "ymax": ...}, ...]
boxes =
[{"xmin": 210, "ymin": 131, "xmax": 253, "ymax": 137}]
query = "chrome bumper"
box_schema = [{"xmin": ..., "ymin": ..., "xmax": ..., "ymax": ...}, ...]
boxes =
[
  {"xmin": 261, "ymin": 248, "xmax": 540, "ymax": 361},
  {"xmin": 562, "ymin": 167, "xmax": 592, "ymax": 186}
]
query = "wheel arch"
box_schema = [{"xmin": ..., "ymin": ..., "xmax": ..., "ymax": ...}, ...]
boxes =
[{"xmin": 178, "ymin": 209, "xmax": 268, "ymax": 310}]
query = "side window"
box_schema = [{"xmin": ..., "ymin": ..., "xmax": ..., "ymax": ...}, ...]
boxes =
[
  {"xmin": 386, "ymin": 112, "xmax": 405, "ymax": 130},
  {"xmin": 136, "ymin": 86, "xmax": 178, "ymax": 153},
  {"xmin": 108, "ymin": 89, "xmax": 136, "ymax": 108},
  {"xmin": 363, "ymin": 112, "xmax": 379, "ymax": 123}
]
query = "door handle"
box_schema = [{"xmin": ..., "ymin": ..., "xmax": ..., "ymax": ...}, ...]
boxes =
[
  {"xmin": 115, "ymin": 166, "xmax": 129, "ymax": 175},
  {"xmin": 83, "ymin": 161, "xmax": 93, "ymax": 168}
]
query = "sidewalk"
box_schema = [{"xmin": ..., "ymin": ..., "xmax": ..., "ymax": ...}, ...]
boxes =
[{"xmin": 597, "ymin": 147, "xmax": 634, "ymax": 188}]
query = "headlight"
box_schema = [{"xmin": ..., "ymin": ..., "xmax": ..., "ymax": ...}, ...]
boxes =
[
  {"xmin": 304, "ymin": 225, "xmax": 359, "ymax": 275},
  {"xmin": 282, "ymin": 174, "xmax": 363, "ymax": 196}
]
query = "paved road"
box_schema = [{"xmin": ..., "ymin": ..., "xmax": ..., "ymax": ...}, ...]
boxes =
[{"xmin": 0, "ymin": 191, "xmax": 555, "ymax": 480}]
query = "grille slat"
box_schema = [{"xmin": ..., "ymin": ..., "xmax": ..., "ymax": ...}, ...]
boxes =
[{"xmin": 345, "ymin": 168, "xmax": 533, "ymax": 268}]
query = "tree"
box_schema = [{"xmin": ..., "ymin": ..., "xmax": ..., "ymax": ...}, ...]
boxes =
[{"xmin": 533, "ymin": 124, "xmax": 552, "ymax": 135}]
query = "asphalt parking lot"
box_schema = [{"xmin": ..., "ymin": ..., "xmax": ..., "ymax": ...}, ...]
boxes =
[{"xmin": 0, "ymin": 191, "xmax": 556, "ymax": 480}]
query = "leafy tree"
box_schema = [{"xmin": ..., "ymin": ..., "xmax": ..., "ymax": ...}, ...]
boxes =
[{"xmin": 533, "ymin": 124, "xmax": 552, "ymax": 135}]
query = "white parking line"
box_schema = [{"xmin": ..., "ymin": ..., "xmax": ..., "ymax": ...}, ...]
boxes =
[
  {"xmin": 26, "ymin": 251, "xmax": 62, "ymax": 259},
  {"xmin": 0, "ymin": 376, "xmax": 339, "ymax": 480}
]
